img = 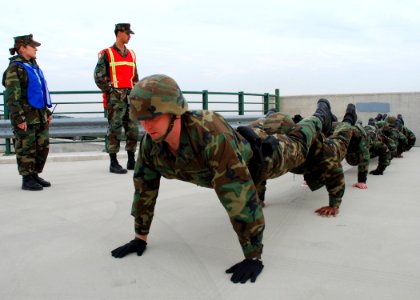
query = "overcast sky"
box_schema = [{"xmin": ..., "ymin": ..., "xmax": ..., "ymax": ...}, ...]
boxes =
[{"xmin": 1, "ymin": 0, "xmax": 420, "ymax": 96}]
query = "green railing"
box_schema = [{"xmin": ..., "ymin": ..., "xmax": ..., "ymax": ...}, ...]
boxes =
[{"xmin": 1, "ymin": 88, "xmax": 280, "ymax": 154}]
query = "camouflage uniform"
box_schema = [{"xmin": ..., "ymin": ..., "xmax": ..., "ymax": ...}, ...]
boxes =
[
  {"xmin": 401, "ymin": 125, "xmax": 416, "ymax": 151},
  {"xmin": 2, "ymin": 54, "xmax": 51, "ymax": 176},
  {"xmin": 94, "ymin": 43, "xmax": 139, "ymax": 154},
  {"xmin": 247, "ymin": 113, "xmax": 324, "ymax": 203},
  {"xmin": 133, "ymin": 110, "xmax": 264, "ymax": 258},
  {"xmin": 344, "ymin": 123, "xmax": 370, "ymax": 183},
  {"xmin": 375, "ymin": 120, "xmax": 398, "ymax": 157},
  {"xmin": 291, "ymin": 122, "xmax": 356, "ymax": 208},
  {"xmin": 364, "ymin": 124, "xmax": 392, "ymax": 172},
  {"xmin": 250, "ymin": 112, "xmax": 358, "ymax": 209}
]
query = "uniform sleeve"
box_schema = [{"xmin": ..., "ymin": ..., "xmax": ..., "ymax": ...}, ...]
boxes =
[
  {"xmin": 131, "ymin": 136, "xmax": 161, "ymax": 235},
  {"xmin": 357, "ymin": 136, "xmax": 370, "ymax": 183},
  {"xmin": 4, "ymin": 64, "xmax": 26, "ymax": 125},
  {"xmin": 205, "ymin": 123, "xmax": 265, "ymax": 259},
  {"xmin": 93, "ymin": 50, "xmax": 111, "ymax": 92},
  {"xmin": 323, "ymin": 162, "xmax": 345, "ymax": 208}
]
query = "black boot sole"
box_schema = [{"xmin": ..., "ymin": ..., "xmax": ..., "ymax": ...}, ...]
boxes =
[
  {"xmin": 22, "ymin": 185, "xmax": 43, "ymax": 191},
  {"xmin": 110, "ymin": 167, "xmax": 128, "ymax": 174}
]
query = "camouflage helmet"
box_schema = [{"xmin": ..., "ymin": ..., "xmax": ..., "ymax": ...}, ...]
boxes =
[
  {"xmin": 129, "ymin": 74, "xmax": 188, "ymax": 121},
  {"xmin": 385, "ymin": 115, "xmax": 397, "ymax": 127},
  {"xmin": 263, "ymin": 112, "xmax": 295, "ymax": 135}
]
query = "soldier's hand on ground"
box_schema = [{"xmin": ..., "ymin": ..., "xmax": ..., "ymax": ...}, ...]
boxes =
[
  {"xmin": 352, "ymin": 182, "xmax": 368, "ymax": 189},
  {"xmin": 315, "ymin": 206, "xmax": 339, "ymax": 217},
  {"xmin": 225, "ymin": 258, "xmax": 264, "ymax": 283},
  {"xmin": 111, "ymin": 239, "xmax": 147, "ymax": 258}
]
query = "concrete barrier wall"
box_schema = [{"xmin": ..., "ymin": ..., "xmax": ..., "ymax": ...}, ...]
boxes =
[{"xmin": 277, "ymin": 92, "xmax": 420, "ymax": 146}]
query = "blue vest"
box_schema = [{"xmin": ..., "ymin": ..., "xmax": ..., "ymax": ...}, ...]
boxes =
[{"xmin": 14, "ymin": 61, "xmax": 52, "ymax": 109}]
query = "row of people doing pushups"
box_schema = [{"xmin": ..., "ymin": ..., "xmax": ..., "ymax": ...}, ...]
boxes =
[{"xmin": 247, "ymin": 105, "xmax": 416, "ymax": 217}]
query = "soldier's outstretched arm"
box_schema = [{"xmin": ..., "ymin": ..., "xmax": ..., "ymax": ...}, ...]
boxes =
[
  {"xmin": 315, "ymin": 164, "xmax": 344, "ymax": 217},
  {"xmin": 111, "ymin": 138, "xmax": 160, "ymax": 259},
  {"xmin": 207, "ymin": 125, "xmax": 265, "ymax": 283}
]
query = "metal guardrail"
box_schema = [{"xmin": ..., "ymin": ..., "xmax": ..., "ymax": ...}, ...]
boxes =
[
  {"xmin": 0, "ymin": 115, "xmax": 263, "ymax": 139},
  {"xmin": 1, "ymin": 88, "xmax": 279, "ymax": 155},
  {"xmin": 0, "ymin": 115, "xmax": 264, "ymax": 154}
]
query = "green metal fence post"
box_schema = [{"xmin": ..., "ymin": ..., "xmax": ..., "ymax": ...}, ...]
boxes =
[
  {"xmin": 3, "ymin": 91, "xmax": 11, "ymax": 155},
  {"xmin": 202, "ymin": 90, "xmax": 208, "ymax": 110},
  {"xmin": 275, "ymin": 88, "xmax": 280, "ymax": 112},
  {"xmin": 238, "ymin": 91, "xmax": 244, "ymax": 115},
  {"xmin": 263, "ymin": 93, "xmax": 269, "ymax": 114}
]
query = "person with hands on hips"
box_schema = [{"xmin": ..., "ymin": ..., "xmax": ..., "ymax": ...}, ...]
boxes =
[{"xmin": 111, "ymin": 74, "xmax": 264, "ymax": 283}]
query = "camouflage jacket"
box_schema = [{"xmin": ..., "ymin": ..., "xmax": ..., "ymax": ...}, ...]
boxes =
[
  {"xmin": 2, "ymin": 55, "xmax": 51, "ymax": 127},
  {"xmin": 132, "ymin": 110, "xmax": 265, "ymax": 259},
  {"xmin": 364, "ymin": 125, "xmax": 391, "ymax": 165},
  {"xmin": 93, "ymin": 43, "xmax": 139, "ymax": 93}
]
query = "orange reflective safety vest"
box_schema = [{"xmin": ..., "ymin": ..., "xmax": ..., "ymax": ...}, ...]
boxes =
[{"xmin": 101, "ymin": 47, "xmax": 137, "ymax": 107}]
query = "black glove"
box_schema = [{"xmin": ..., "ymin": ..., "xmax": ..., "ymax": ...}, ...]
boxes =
[
  {"xmin": 111, "ymin": 239, "xmax": 147, "ymax": 258},
  {"xmin": 369, "ymin": 169, "xmax": 383, "ymax": 175},
  {"xmin": 225, "ymin": 258, "xmax": 264, "ymax": 283}
]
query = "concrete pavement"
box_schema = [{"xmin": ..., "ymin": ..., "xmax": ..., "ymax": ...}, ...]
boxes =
[{"xmin": 0, "ymin": 148, "xmax": 419, "ymax": 300}]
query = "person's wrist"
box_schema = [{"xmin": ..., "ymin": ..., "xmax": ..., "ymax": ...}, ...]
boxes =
[
  {"xmin": 135, "ymin": 233, "xmax": 147, "ymax": 242},
  {"xmin": 248, "ymin": 257, "xmax": 261, "ymax": 261}
]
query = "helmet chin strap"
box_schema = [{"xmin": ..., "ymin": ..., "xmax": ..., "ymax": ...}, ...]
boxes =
[{"xmin": 154, "ymin": 115, "xmax": 179, "ymax": 143}]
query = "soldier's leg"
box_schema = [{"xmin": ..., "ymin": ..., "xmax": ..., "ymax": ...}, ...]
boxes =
[
  {"xmin": 14, "ymin": 126, "xmax": 37, "ymax": 176},
  {"xmin": 106, "ymin": 94, "xmax": 127, "ymax": 174},
  {"xmin": 272, "ymin": 115, "xmax": 323, "ymax": 170},
  {"xmin": 34, "ymin": 123, "xmax": 50, "ymax": 174},
  {"xmin": 33, "ymin": 123, "xmax": 51, "ymax": 187},
  {"xmin": 122, "ymin": 95, "xmax": 139, "ymax": 153},
  {"xmin": 121, "ymin": 94, "xmax": 139, "ymax": 170},
  {"xmin": 106, "ymin": 101, "xmax": 124, "ymax": 154},
  {"xmin": 262, "ymin": 99, "xmax": 332, "ymax": 179},
  {"xmin": 370, "ymin": 142, "xmax": 391, "ymax": 175},
  {"xmin": 14, "ymin": 126, "xmax": 43, "ymax": 191},
  {"xmin": 326, "ymin": 122, "xmax": 354, "ymax": 162}
]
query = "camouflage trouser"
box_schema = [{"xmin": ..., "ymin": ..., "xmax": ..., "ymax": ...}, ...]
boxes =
[
  {"xmin": 105, "ymin": 89, "xmax": 139, "ymax": 154},
  {"xmin": 254, "ymin": 116, "xmax": 323, "ymax": 199},
  {"xmin": 301, "ymin": 122, "xmax": 354, "ymax": 207},
  {"xmin": 13, "ymin": 123, "xmax": 49, "ymax": 176},
  {"xmin": 370, "ymin": 141, "xmax": 391, "ymax": 169},
  {"xmin": 261, "ymin": 116, "xmax": 323, "ymax": 179}
]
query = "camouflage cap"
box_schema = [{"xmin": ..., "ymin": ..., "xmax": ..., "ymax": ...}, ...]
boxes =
[
  {"xmin": 115, "ymin": 23, "xmax": 135, "ymax": 34},
  {"xmin": 129, "ymin": 74, "xmax": 188, "ymax": 121},
  {"xmin": 10, "ymin": 34, "xmax": 41, "ymax": 55}
]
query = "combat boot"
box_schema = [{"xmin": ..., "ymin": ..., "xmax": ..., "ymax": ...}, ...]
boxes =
[
  {"xmin": 33, "ymin": 174, "xmax": 51, "ymax": 187},
  {"xmin": 22, "ymin": 175, "xmax": 43, "ymax": 191},
  {"xmin": 313, "ymin": 98, "xmax": 333, "ymax": 135},
  {"xmin": 369, "ymin": 165, "xmax": 386, "ymax": 175},
  {"xmin": 127, "ymin": 151, "xmax": 136, "ymax": 170},
  {"xmin": 110, "ymin": 153, "xmax": 127, "ymax": 174},
  {"xmin": 342, "ymin": 103, "xmax": 357, "ymax": 125}
]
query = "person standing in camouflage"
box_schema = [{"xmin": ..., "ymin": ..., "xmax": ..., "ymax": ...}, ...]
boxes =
[
  {"xmin": 94, "ymin": 23, "xmax": 139, "ymax": 174},
  {"xmin": 2, "ymin": 34, "xmax": 52, "ymax": 191},
  {"xmin": 110, "ymin": 74, "xmax": 334, "ymax": 283}
]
